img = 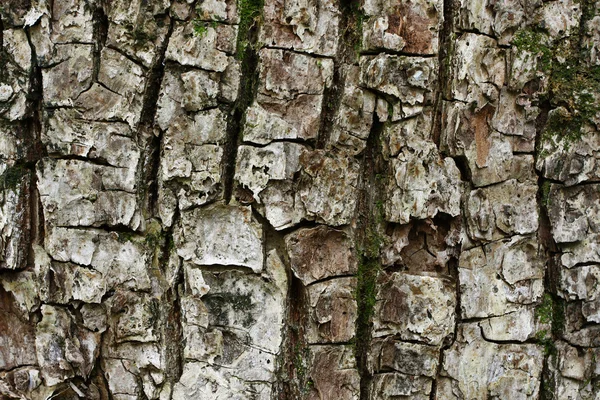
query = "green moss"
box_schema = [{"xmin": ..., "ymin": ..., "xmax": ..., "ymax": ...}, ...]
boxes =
[
  {"xmin": 535, "ymin": 293, "xmax": 566, "ymax": 346},
  {"xmin": 355, "ymin": 257, "xmax": 379, "ymax": 338},
  {"xmin": 535, "ymin": 329, "xmax": 557, "ymax": 356},
  {"xmin": 117, "ymin": 231, "xmax": 136, "ymax": 243},
  {"xmin": 513, "ymin": 27, "xmax": 600, "ymax": 151},
  {"xmin": 512, "ymin": 29, "xmax": 553, "ymax": 71},
  {"xmin": 0, "ymin": 164, "xmax": 27, "ymax": 190},
  {"xmin": 144, "ymin": 219, "xmax": 163, "ymax": 249},
  {"xmin": 293, "ymin": 343, "xmax": 311, "ymax": 393},
  {"xmin": 535, "ymin": 293, "xmax": 554, "ymax": 324},
  {"xmin": 540, "ymin": 180, "xmax": 552, "ymax": 208},
  {"xmin": 192, "ymin": 20, "xmax": 209, "ymax": 38},
  {"xmin": 236, "ymin": 0, "xmax": 264, "ymax": 58}
]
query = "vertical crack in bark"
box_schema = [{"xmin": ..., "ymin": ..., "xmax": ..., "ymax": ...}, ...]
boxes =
[
  {"xmin": 163, "ymin": 211, "xmax": 184, "ymax": 385},
  {"xmin": 432, "ymin": 0, "xmax": 454, "ymax": 149},
  {"xmin": 223, "ymin": 1, "xmax": 264, "ymax": 203},
  {"xmin": 276, "ymin": 273, "xmax": 309, "ymax": 399},
  {"xmin": 137, "ymin": 18, "xmax": 174, "ymax": 217},
  {"xmin": 354, "ymin": 110, "xmax": 385, "ymax": 400},
  {"xmin": 23, "ymin": 26, "xmax": 45, "ymax": 266},
  {"xmin": 316, "ymin": 61, "xmax": 343, "ymax": 149},
  {"xmin": 92, "ymin": 4, "xmax": 109, "ymax": 83}
]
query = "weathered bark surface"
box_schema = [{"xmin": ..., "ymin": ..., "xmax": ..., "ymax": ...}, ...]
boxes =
[{"xmin": 1, "ymin": 0, "xmax": 600, "ymax": 398}]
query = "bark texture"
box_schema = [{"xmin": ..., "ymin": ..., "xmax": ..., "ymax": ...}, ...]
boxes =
[{"xmin": 1, "ymin": 0, "xmax": 600, "ymax": 398}]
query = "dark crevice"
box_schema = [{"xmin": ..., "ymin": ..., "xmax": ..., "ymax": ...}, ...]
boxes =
[
  {"xmin": 450, "ymin": 154, "xmax": 471, "ymax": 182},
  {"xmin": 22, "ymin": 25, "xmax": 45, "ymax": 271},
  {"xmin": 162, "ymin": 210, "xmax": 184, "ymax": 385},
  {"xmin": 317, "ymin": 61, "xmax": 343, "ymax": 149},
  {"xmin": 432, "ymin": 0, "xmax": 454, "ymax": 149},
  {"xmin": 92, "ymin": 4, "xmax": 109, "ymax": 83},
  {"xmin": 223, "ymin": 15, "xmax": 263, "ymax": 204},
  {"xmin": 275, "ymin": 274, "xmax": 310, "ymax": 399},
  {"xmin": 137, "ymin": 17, "xmax": 174, "ymax": 218},
  {"xmin": 46, "ymin": 153, "xmax": 114, "ymax": 167},
  {"xmin": 315, "ymin": 16, "xmax": 349, "ymax": 149},
  {"xmin": 355, "ymin": 109, "xmax": 386, "ymax": 400}
]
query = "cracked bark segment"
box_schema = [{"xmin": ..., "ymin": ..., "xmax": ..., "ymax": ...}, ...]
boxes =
[
  {"xmin": 235, "ymin": 142, "xmax": 305, "ymax": 201},
  {"xmin": 101, "ymin": 339, "xmax": 165, "ymax": 396},
  {"xmin": 195, "ymin": 0, "xmax": 239, "ymax": 23},
  {"xmin": 103, "ymin": 357, "xmax": 145, "ymax": 399},
  {"xmin": 260, "ymin": 0, "xmax": 340, "ymax": 57},
  {"xmin": 362, "ymin": 0, "xmax": 442, "ymax": 54},
  {"xmin": 439, "ymin": 323, "xmax": 544, "ymax": 400},
  {"xmin": 285, "ymin": 225, "xmax": 357, "ymax": 285},
  {"xmin": 175, "ymin": 254, "xmax": 286, "ymax": 399},
  {"xmin": 583, "ymin": 1, "xmax": 600, "ymax": 66},
  {"xmin": 538, "ymin": 124, "xmax": 600, "ymax": 186},
  {"xmin": 3, "ymin": 28, "xmax": 32, "ymax": 72},
  {"xmin": 157, "ymin": 106, "xmax": 227, "ymax": 210},
  {"xmin": 165, "ymin": 21, "xmax": 236, "ymax": 71},
  {"xmin": 65, "ymin": 46, "xmax": 147, "ymax": 125},
  {"xmin": 235, "ymin": 142, "xmax": 307, "ymax": 229},
  {"xmin": 41, "ymin": 44, "xmax": 94, "ymax": 108},
  {"xmin": 385, "ymin": 137, "xmax": 461, "ymax": 224},
  {"xmin": 442, "ymin": 100, "xmax": 537, "ymax": 187},
  {"xmin": 44, "ymin": 227, "xmax": 152, "ymax": 291},
  {"xmin": 175, "ymin": 204, "xmax": 264, "ymax": 272},
  {"xmin": 547, "ymin": 183, "xmax": 600, "ymax": 243},
  {"xmin": 373, "ymin": 272, "xmax": 456, "ymax": 345},
  {"xmin": 0, "ymin": 269, "xmax": 40, "ymax": 319},
  {"xmin": 296, "ymin": 149, "xmax": 360, "ymax": 226},
  {"xmin": 37, "ymin": 158, "xmax": 142, "ymax": 230},
  {"xmin": 478, "ymin": 307, "xmax": 548, "ymax": 343},
  {"xmin": 560, "ymin": 234, "xmax": 600, "ymax": 268},
  {"xmin": 381, "ymin": 217, "xmax": 461, "ymax": 274},
  {"xmin": 360, "ymin": 55, "xmax": 437, "ymax": 118},
  {"xmin": 328, "ymin": 65, "xmax": 376, "ymax": 156},
  {"xmin": 383, "ymin": 108, "xmax": 433, "ymax": 158},
  {"xmin": 105, "ymin": 0, "xmax": 172, "ymax": 67},
  {"xmin": 306, "ymin": 277, "xmax": 357, "ymax": 344},
  {"xmin": 465, "ymin": 179, "xmax": 539, "ymax": 242},
  {"xmin": 0, "ymin": 286, "xmax": 37, "ymax": 370},
  {"xmin": 370, "ymin": 373, "xmax": 433, "ymax": 400},
  {"xmin": 306, "ymin": 345, "xmax": 360, "ymax": 400},
  {"xmin": 37, "ymin": 259, "xmax": 107, "ymax": 304},
  {"xmin": 455, "ymin": 0, "xmax": 539, "ymax": 45},
  {"xmin": 0, "ymin": 54, "xmax": 30, "ymax": 122},
  {"xmin": 35, "ymin": 305, "xmax": 100, "ymax": 387},
  {"xmin": 43, "ymin": 109, "xmax": 140, "ymax": 169},
  {"xmin": 545, "ymin": 341, "xmax": 600, "ymax": 399},
  {"xmin": 108, "ymin": 290, "xmax": 161, "ymax": 344},
  {"xmin": 1, "ymin": 29, "xmax": 31, "ymax": 122},
  {"xmin": 255, "ymin": 180, "xmax": 306, "ymax": 230},
  {"xmin": 563, "ymin": 300, "xmax": 600, "ymax": 347},
  {"xmin": 0, "ymin": 367, "xmax": 45, "ymax": 399},
  {"xmin": 558, "ymin": 264, "xmax": 600, "ymax": 328},
  {"xmin": 243, "ymin": 49, "xmax": 334, "ymax": 145},
  {"xmin": 459, "ymin": 235, "xmax": 544, "ymax": 320},
  {"xmin": 155, "ymin": 68, "xmax": 222, "ymax": 130},
  {"xmin": 368, "ymin": 338, "xmax": 439, "ymax": 377},
  {"xmin": 537, "ymin": 0, "xmax": 582, "ymax": 40},
  {"xmin": 47, "ymin": 0, "xmax": 95, "ymax": 44},
  {"xmin": 559, "ymin": 262, "xmax": 600, "ymax": 302},
  {"xmin": 449, "ymin": 33, "xmax": 505, "ymax": 106},
  {"xmin": 172, "ymin": 361, "xmax": 273, "ymax": 400},
  {"xmin": 0, "ymin": 0, "xmax": 36, "ymax": 26},
  {"xmin": 0, "ymin": 167, "xmax": 31, "ymax": 270}
]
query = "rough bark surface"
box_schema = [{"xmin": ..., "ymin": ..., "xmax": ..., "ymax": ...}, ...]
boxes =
[{"xmin": 1, "ymin": 0, "xmax": 600, "ymax": 399}]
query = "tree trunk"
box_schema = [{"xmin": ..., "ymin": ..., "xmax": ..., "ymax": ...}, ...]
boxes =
[{"xmin": 1, "ymin": 0, "xmax": 599, "ymax": 398}]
